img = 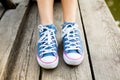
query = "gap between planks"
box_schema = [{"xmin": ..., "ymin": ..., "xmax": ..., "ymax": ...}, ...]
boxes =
[
  {"xmin": 0, "ymin": 1, "xmax": 93, "ymax": 80},
  {"xmin": 78, "ymin": 0, "xmax": 120, "ymax": 80},
  {"xmin": 8, "ymin": 2, "xmax": 92, "ymax": 80},
  {"xmin": 41, "ymin": 2, "xmax": 92, "ymax": 80},
  {"xmin": 77, "ymin": 0, "xmax": 96, "ymax": 80},
  {"xmin": 7, "ymin": 3, "xmax": 40, "ymax": 80},
  {"xmin": 0, "ymin": 3, "xmax": 5, "ymax": 19},
  {"xmin": 0, "ymin": 0, "xmax": 31, "ymax": 79}
]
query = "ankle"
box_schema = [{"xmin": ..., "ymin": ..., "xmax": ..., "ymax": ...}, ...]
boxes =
[
  {"xmin": 64, "ymin": 21, "xmax": 75, "ymax": 25},
  {"xmin": 41, "ymin": 19, "xmax": 54, "ymax": 25},
  {"xmin": 39, "ymin": 24, "xmax": 55, "ymax": 27}
]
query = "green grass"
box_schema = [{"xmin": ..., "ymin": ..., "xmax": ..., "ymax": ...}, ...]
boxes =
[{"xmin": 105, "ymin": 0, "xmax": 120, "ymax": 27}]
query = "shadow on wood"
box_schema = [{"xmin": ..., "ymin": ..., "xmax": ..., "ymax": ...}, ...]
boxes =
[{"xmin": 0, "ymin": 0, "xmax": 16, "ymax": 9}]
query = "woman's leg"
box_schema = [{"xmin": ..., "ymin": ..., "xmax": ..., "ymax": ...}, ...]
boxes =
[
  {"xmin": 37, "ymin": 0, "xmax": 54, "ymax": 25},
  {"xmin": 61, "ymin": 0, "xmax": 84, "ymax": 65},
  {"xmin": 61, "ymin": 0, "xmax": 77, "ymax": 22},
  {"xmin": 37, "ymin": 0, "xmax": 59, "ymax": 69}
]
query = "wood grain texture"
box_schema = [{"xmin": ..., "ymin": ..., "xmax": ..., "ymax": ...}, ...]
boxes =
[
  {"xmin": 41, "ymin": 3, "xmax": 92, "ymax": 80},
  {"xmin": 78, "ymin": 0, "xmax": 120, "ymax": 79},
  {"xmin": 7, "ymin": 4, "xmax": 40, "ymax": 80},
  {"xmin": 32, "ymin": 0, "xmax": 61, "ymax": 2},
  {"xmin": 11, "ymin": 0, "xmax": 23, "ymax": 4},
  {"xmin": 0, "ymin": 0, "xmax": 30, "ymax": 79}
]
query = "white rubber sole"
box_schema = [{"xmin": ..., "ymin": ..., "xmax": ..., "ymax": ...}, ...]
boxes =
[
  {"xmin": 63, "ymin": 53, "xmax": 84, "ymax": 65},
  {"xmin": 37, "ymin": 56, "xmax": 59, "ymax": 69}
]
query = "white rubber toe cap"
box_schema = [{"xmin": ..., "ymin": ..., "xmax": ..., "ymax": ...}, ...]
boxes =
[
  {"xmin": 41, "ymin": 56, "xmax": 57, "ymax": 63},
  {"xmin": 63, "ymin": 52, "xmax": 84, "ymax": 65},
  {"xmin": 37, "ymin": 56, "xmax": 59, "ymax": 69}
]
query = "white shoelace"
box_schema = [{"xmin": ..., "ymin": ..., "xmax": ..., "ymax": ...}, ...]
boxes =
[
  {"xmin": 38, "ymin": 25, "xmax": 57, "ymax": 56},
  {"xmin": 62, "ymin": 24, "xmax": 81, "ymax": 51}
]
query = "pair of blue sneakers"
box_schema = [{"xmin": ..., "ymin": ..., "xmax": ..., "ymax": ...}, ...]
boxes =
[{"xmin": 37, "ymin": 22, "xmax": 84, "ymax": 69}]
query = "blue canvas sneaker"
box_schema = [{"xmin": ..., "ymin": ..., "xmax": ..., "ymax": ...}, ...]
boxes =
[
  {"xmin": 62, "ymin": 22, "xmax": 84, "ymax": 65},
  {"xmin": 37, "ymin": 24, "xmax": 59, "ymax": 69}
]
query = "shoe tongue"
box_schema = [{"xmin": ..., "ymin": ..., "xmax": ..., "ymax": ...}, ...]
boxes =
[
  {"xmin": 67, "ymin": 50, "xmax": 80, "ymax": 54},
  {"xmin": 42, "ymin": 53, "xmax": 55, "ymax": 57},
  {"xmin": 45, "ymin": 24, "xmax": 56, "ymax": 33},
  {"xmin": 42, "ymin": 28, "xmax": 47, "ymax": 32},
  {"xmin": 62, "ymin": 22, "xmax": 75, "ymax": 30}
]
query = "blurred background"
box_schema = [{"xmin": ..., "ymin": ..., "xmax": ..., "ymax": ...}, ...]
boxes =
[{"xmin": 105, "ymin": 0, "xmax": 120, "ymax": 27}]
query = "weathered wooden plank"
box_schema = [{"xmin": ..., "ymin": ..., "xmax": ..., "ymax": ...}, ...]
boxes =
[
  {"xmin": 33, "ymin": 0, "xmax": 61, "ymax": 2},
  {"xmin": 7, "ymin": 4, "xmax": 40, "ymax": 80},
  {"xmin": 78, "ymin": 0, "xmax": 120, "ymax": 80},
  {"xmin": 11, "ymin": 0, "xmax": 24, "ymax": 4},
  {"xmin": 0, "ymin": 3, "xmax": 5, "ymax": 19},
  {"xmin": 0, "ymin": 0, "xmax": 30, "ymax": 79},
  {"xmin": 41, "ymin": 3, "xmax": 92, "ymax": 80}
]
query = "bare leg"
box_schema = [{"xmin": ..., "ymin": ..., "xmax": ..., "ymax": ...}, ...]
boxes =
[
  {"xmin": 37, "ymin": 0, "xmax": 54, "ymax": 25},
  {"xmin": 61, "ymin": 0, "xmax": 77, "ymax": 22}
]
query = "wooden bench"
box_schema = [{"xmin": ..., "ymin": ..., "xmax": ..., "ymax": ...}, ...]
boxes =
[{"xmin": 0, "ymin": 0, "xmax": 120, "ymax": 80}]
